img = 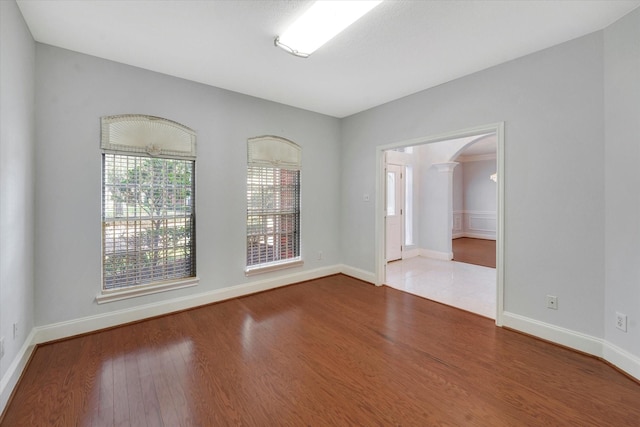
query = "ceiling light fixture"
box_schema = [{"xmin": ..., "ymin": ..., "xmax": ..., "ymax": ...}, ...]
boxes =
[{"xmin": 274, "ymin": 0, "xmax": 383, "ymax": 58}]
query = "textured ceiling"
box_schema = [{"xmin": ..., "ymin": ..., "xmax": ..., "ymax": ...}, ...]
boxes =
[{"xmin": 16, "ymin": 0, "xmax": 640, "ymax": 118}]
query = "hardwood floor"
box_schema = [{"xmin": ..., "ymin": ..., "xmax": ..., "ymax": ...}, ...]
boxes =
[
  {"xmin": 453, "ymin": 237, "xmax": 496, "ymax": 268},
  {"xmin": 2, "ymin": 274, "xmax": 639, "ymax": 426}
]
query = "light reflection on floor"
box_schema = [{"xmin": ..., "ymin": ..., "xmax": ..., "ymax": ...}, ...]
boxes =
[{"xmin": 385, "ymin": 256, "xmax": 496, "ymax": 319}]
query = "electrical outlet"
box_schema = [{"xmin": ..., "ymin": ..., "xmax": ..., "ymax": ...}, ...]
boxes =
[
  {"xmin": 546, "ymin": 295, "xmax": 558, "ymax": 310},
  {"xmin": 317, "ymin": 251, "xmax": 323, "ymax": 260},
  {"xmin": 0, "ymin": 337, "xmax": 4, "ymax": 360},
  {"xmin": 13, "ymin": 322, "xmax": 18, "ymax": 340},
  {"xmin": 616, "ymin": 312, "xmax": 627, "ymax": 332}
]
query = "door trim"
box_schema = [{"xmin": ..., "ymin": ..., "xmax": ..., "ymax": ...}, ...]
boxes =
[
  {"xmin": 385, "ymin": 161, "xmax": 404, "ymax": 262},
  {"xmin": 375, "ymin": 122, "xmax": 505, "ymax": 326}
]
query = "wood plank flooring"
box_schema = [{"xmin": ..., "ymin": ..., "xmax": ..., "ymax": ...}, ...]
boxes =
[
  {"xmin": 452, "ymin": 237, "xmax": 497, "ymax": 268},
  {"xmin": 2, "ymin": 274, "xmax": 639, "ymax": 426}
]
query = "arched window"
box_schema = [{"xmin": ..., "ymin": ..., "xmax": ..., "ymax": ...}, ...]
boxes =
[
  {"xmin": 99, "ymin": 115, "xmax": 197, "ymax": 302},
  {"xmin": 246, "ymin": 136, "xmax": 302, "ymax": 274}
]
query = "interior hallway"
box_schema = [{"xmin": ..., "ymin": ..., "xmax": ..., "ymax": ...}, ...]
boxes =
[{"xmin": 385, "ymin": 238, "xmax": 496, "ymax": 319}]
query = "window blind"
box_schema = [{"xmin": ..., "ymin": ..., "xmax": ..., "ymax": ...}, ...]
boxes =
[
  {"xmin": 101, "ymin": 115, "xmax": 197, "ymax": 292},
  {"xmin": 246, "ymin": 167, "xmax": 300, "ymax": 266},
  {"xmin": 246, "ymin": 136, "xmax": 301, "ymax": 269},
  {"xmin": 102, "ymin": 154, "xmax": 195, "ymax": 290}
]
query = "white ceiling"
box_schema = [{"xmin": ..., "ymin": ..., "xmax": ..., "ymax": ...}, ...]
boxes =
[
  {"xmin": 456, "ymin": 133, "xmax": 496, "ymax": 158},
  {"xmin": 16, "ymin": 0, "xmax": 640, "ymax": 118}
]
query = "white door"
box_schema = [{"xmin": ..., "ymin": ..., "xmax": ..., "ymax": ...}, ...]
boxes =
[{"xmin": 385, "ymin": 164, "xmax": 404, "ymax": 262}]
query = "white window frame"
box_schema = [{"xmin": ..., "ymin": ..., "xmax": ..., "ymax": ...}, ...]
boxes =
[
  {"xmin": 97, "ymin": 115, "xmax": 198, "ymax": 303},
  {"xmin": 245, "ymin": 136, "xmax": 302, "ymax": 275}
]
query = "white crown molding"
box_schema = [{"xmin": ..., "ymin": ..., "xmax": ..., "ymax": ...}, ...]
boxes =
[
  {"xmin": 461, "ymin": 210, "xmax": 497, "ymax": 215},
  {"xmin": 456, "ymin": 153, "xmax": 497, "ymax": 163},
  {"xmin": 433, "ymin": 162, "xmax": 459, "ymax": 173}
]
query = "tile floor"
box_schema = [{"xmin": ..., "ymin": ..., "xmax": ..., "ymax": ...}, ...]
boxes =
[{"xmin": 385, "ymin": 256, "xmax": 496, "ymax": 319}]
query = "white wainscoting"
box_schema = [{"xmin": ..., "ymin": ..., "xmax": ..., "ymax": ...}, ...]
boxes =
[
  {"xmin": 453, "ymin": 210, "xmax": 497, "ymax": 240},
  {"xmin": 453, "ymin": 211, "xmax": 464, "ymax": 239}
]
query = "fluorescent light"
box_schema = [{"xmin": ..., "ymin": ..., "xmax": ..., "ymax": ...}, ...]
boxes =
[{"xmin": 275, "ymin": 0, "xmax": 383, "ymax": 58}]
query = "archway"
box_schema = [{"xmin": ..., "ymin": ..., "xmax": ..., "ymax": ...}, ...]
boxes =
[{"xmin": 375, "ymin": 123, "xmax": 505, "ymax": 325}]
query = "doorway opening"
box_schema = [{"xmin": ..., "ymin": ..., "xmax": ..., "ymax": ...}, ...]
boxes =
[{"xmin": 376, "ymin": 123, "xmax": 504, "ymax": 325}]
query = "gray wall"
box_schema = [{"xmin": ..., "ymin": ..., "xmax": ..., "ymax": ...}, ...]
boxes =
[
  {"xmin": 341, "ymin": 32, "xmax": 605, "ymax": 337},
  {"xmin": 604, "ymin": 7, "xmax": 640, "ymax": 357},
  {"xmin": 34, "ymin": 45, "xmax": 342, "ymax": 325},
  {"xmin": 3, "ymin": 0, "xmax": 639, "ymax": 387},
  {"xmin": 462, "ymin": 159, "xmax": 497, "ymax": 213},
  {"xmin": 0, "ymin": 0, "xmax": 35, "ymax": 387}
]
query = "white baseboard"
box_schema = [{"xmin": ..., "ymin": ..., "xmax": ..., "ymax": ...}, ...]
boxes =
[
  {"xmin": 1, "ymin": 264, "xmax": 344, "ymax": 416},
  {"xmin": 402, "ymin": 248, "xmax": 420, "ymax": 260},
  {"xmin": 503, "ymin": 311, "xmax": 639, "ymax": 381},
  {"xmin": 452, "ymin": 233, "xmax": 496, "ymax": 241},
  {"xmin": 0, "ymin": 328, "xmax": 37, "ymax": 415},
  {"xmin": 339, "ymin": 264, "xmax": 376, "ymax": 284},
  {"xmin": 462, "ymin": 232, "xmax": 496, "ymax": 240},
  {"xmin": 420, "ymin": 248, "xmax": 453, "ymax": 261},
  {"xmin": 502, "ymin": 311, "xmax": 604, "ymax": 355},
  {"xmin": 33, "ymin": 264, "xmax": 342, "ymax": 345},
  {"xmin": 5, "ymin": 271, "xmax": 639, "ymax": 417},
  {"xmin": 603, "ymin": 341, "xmax": 640, "ymax": 381}
]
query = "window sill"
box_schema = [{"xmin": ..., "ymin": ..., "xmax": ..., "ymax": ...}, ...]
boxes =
[
  {"xmin": 96, "ymin": 277, "xmax": 199, "ymax": 304},
  {"xmin": 245, "ymin": 259, "xmax": 304, "ymax": 276}
]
